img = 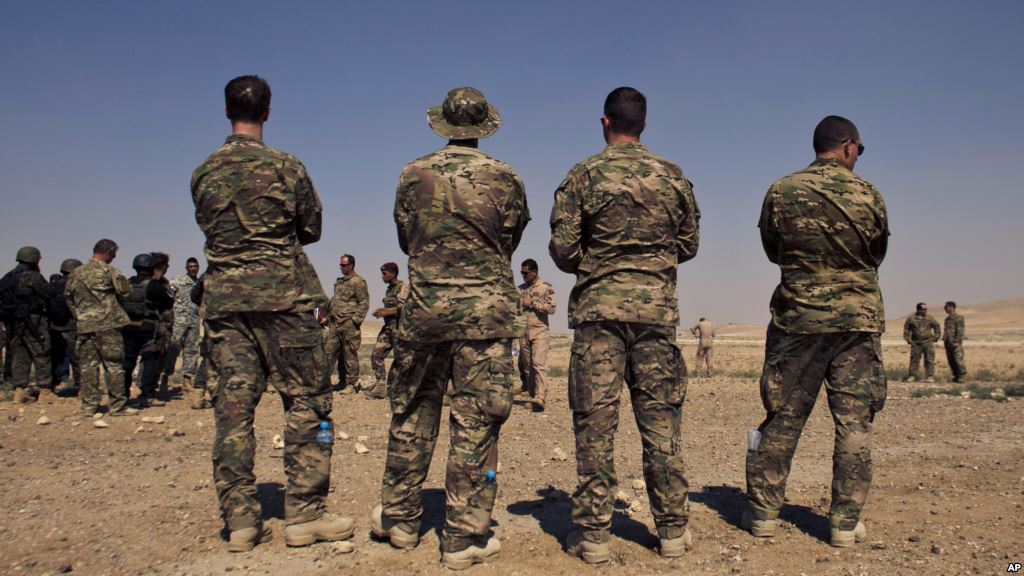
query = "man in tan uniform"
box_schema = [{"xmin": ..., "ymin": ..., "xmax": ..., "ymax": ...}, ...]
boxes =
[
  {"xmin": 689, "ymin": 317, "xmax": 715, "ymax": 377},
  {"xmin": 517, "ymin": 258, "xmax": 556, "ymax": 411},
  {"xmin": 322, "ymin": 254, "xmax": 369, "ymax": 393}
]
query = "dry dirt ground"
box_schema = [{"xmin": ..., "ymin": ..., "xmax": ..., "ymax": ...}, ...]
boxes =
[{"xmin": 1, "ymin": 324, "xmax": 1023, "ymax": 576}]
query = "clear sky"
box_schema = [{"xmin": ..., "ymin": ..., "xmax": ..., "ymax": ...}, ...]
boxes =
[{"xmin": 2, "ymin": 1, "xmax": 1021, "ymax": 331}]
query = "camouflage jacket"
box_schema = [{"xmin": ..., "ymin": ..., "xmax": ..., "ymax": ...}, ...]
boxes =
[
  {"xmin": 943, "ymin": 314, "xmax": 965, "ymax": 345},
  {"xmin": 549, "ymin": 141, "xmax": 700, "ymax": 327},
  {"xmin": 394, "ymin": 144, "xmax": 529, "ymax": 342},
  {"xmin": 328, "ymin": 273, "xmax": 369, "ymax": 329},
  {"xmin": 169, "ymin": 274, "xmax": 200, "ymax": 327},
  {"xmin": 518, "ymin": 278, "xmax": 555, "ymax": 333},
  {"xmin": 903, "ymin": 314, "xmax": 940, "ymax": 344},
  {"xmin": 759, "ymin": 157, "xmax": 889, "ymax": 334},
  {"xmin": 381, "ymin": 280, "xmax": 405, "ymax": 329},
  {"xmin": 191, "ymin": 135, "xmax": 327, "ymax": 316},
  {"xmin": 65, "ymin": 258, "xmax": 130, "ymax": 334}
]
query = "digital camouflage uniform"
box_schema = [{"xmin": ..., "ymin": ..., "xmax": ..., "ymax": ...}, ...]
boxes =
[
  {"xmin": 903, "ymin": 313, "xmax": 940, "ymax": 380},
  {"xmin": 517, "ymin": 277, "xmax": 555, "ymax": 403},
  {"xmin": 324, "ymin": 272, "xmax": 369, "ymax": 391},
  {"xmin": 689, "ymin": 319, "xmax": 716, "ymax": 377},
  {"xmin": 747, "ymin": 157, "xmax": 889, "ymax": 532},
  {"xmin": 65, "ymin": 258, "xmax": 132, "ymax": 413},
  {"xmin": 382, "ymin": 142, "xmax": 529, "ymax": 553},
  {"xmin": 549, "ymin": 141, "xmax": 700, "ymax": 543},
  {"xmin": 2, "ymin": 264, "xmax": 51, "ymax": 397},
  {"xmin": 943, "ymin": 313, "xmax": 967, "ymax": 381},
  {"xmin": 165, "ymin": 273, "xmax": 201, "ymax": 382},
  {"xmin": 193, "ymin": 134, "xmax": 332, "ymax": 532},
  {"xmin": 371, "ymin": 279, "xmax": 405, "ymax": 386}
]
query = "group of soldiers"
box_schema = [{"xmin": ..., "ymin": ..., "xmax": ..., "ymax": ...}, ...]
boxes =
[
  {"xmin": 4, "ymin": 74, "xmax": 898, "ymax": 568},
  {"xmin": 0, "ymin": 245, "xmax": 209, "ymax": 413},
  {"xmin": 902, "ymin": 301, "xmax": 969, "ymax": 383}
]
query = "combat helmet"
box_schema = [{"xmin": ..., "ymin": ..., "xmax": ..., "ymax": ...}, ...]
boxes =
[
  {"xmin": 16, "ymin": 246, "xmax": 41, "ymax": 265},
  {"xmin": 132, "ymin": 253, "xmax": 155, "ymax": 271},
  {"xmin": 60, "ymin": 258, "xmax": 83, "ymax": 274}
]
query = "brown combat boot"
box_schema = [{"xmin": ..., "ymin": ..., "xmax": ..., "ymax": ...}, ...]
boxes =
[
  {"xmin": 441, "ymin": 535, "xmax": 501, "ymax": 570},
  {"xmin": 13, "ymin": 388, "xmax": 31, "ymax": 404},
  {"xmin": 659, "ymin": 528, "xmax": 693, "ymax": 557},
  {"xmin": 363, "ymin": 381, "xmax": 387, "ymax": 399},
  {"xmin": 830, "ymin": 521, "xmax": 867, "ymax": 548},
  {"xmin": 227, "ymin": 524, "xmax": 273, "ymax": 553},
  {"xmin": 370, "ymin": 505, "xmax": 419, "ymax": 548},
  {"xmin": 190, "ymin": 386, "xmax": 209, "ymax": 410},
  {"xmin": 283, "ymin": 513, "xmax": 355, "ymax": 547},
  {"xmin": 565, "ymin": 530, "xmax": 609, "ymax": 564}
]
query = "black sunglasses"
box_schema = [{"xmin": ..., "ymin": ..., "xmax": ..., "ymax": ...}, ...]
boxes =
[{"xmin": 847, "ymin": 140, "xmax": 865, "ymax": 156}]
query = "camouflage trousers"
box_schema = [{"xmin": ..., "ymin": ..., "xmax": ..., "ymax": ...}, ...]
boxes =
[
  {"xmin": 746, "ymin": 326, "xmax": 886, "ymax": 531},
  {"xmin": 3, "ymin": 316, "xmax": 51, "ymax": 392},
  {"xmin": 695, "ymin": 343, "xmax": 714, "ymax": 376},
  {"xmin": 165, "ymin": 320, "xmax": 200, "ymax": 379},
  {"xmin": 569, "ymin": 321, "xmax": 689, "ymax": 542},
  {"xmin": 371, "ymin": 324, "xmax": 396, "ymax": 385},
  {"xmin": 907, "ymin": 342, "xmax": 935, "ymax": 379},
  {"xmin": 323, "ymin": 325, "xmax": 360, "ymax": 390},
  {"xmin": 207, "ymin": 311, "xmax": 332, "ymax": 530},
  {"xmin": 517, "ymin": 329, "xmax": 549, "ymax": 402},
  {"xmin": 122, "ymin": 325, "xmax": 163, "ymax": 397},
  {"xmin": 381, "ymin": 337, "xmax": 514, "ymax": 553},
  {"xmin": 77, "ymin": 329, "xmax": 128, "ymax": 413},
  {"xmin": 50, "ymin": 329, "xmax": 80, "ymax": 389},
  {"xmin": 944, "ymin": 342, "xmax": 967, "ymax": 381},
  {"xmin": 193, "ymin": 332, "xmax": 211, "ymax": 391}
]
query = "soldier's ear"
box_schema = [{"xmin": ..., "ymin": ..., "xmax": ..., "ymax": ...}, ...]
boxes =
[{"xmin": 263, "ymin": 107, "xmax": 271, "ymax": 123}]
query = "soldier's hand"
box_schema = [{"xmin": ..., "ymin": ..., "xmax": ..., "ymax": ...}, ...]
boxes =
[
  {"xmin": 372, "ymin": 308, "xmax": 385, "ymax": 318},
  {"xmin": 522, "ymin": 296, "xmax": 533, "ymax": 307}
]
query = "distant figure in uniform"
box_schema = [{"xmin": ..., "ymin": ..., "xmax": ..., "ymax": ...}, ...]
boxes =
[
  {"xmin": 902, "ymin": 303, "xmax": 940, "ymax": 383},
  {"xmin": 689, "ymin": 317, "xmax": 716, "ymax": 377},
  {"xmin": 744, "ymin": 115, "xmax": 888, "ymax": 548},
  {"xmin": 550, "ymin": 87, "xmax": 700, "ymax": 562},
  {"xmin": 321, "ymin": 254, "xmax": 369, "ymax": 393},
  {"xmin": 121, "ymin": 253, "xmax": 173, "ymax": 408},
  {"xmin": 192, "ymin": 74, "xmax": 353, "ymax": 552},
  {"xmin": 517, "ymin": 258, "xmax": 555, "ymax": 411},
  {"xmin": 1, "ymin": 247, "xmax": 52, "ymax": 403},
  {"xmin": 372, "ymin": 86, "xmax": 528, "ymax": 570},
  {"xmin": 165, "ymin": 257, "xmax": 201, "ymax": 395},
  {"xmin": 942, "ymin": 301, "xmax": 967, "ymax": 382},
  {"xmin": 366, "ymin": 262, "xmax": 405, "ymax": 399},
  {"xmin": 50, "ymin": 259, "xmax": 83, "ymax": 396}
]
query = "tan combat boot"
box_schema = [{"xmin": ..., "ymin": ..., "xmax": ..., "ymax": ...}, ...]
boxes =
[
  {"xmin": 190, "ymin": 386, "xmax": 208, "ymax": 410},
  {"xmin": 284, "ymin": 513, "xmax": 355, "ymax": 547},
  {"xmin": 741, "ymin": 508, "xmax": 777, "ymax": 537},
  {"xmin": 370, "ymin": 504, "xmax": 419, "ymax": 548},
  {"xmin": 565, "ymin": 530, "xmax": 609, "ymax": 564},
  {"xmin": 227, "ymin": 524, "xmax": 272, "ymax": 553},
  {"xmin": 659, "ymin": 527, "xmax": 693, "ymax": 557},
  {"xmin": 830, "ymin": 521, "xmax": 866, "ymax": 548},
  {"xmin": 441, "ymin": 535, "xmax": 501, "ymax": 570},
  {"xmin": 12, "ymin": 388, "xmax": 30, "ymax": 404},
  {"xmin": 36, "ymin": 388, "xmax": 57, "ymax": 403},
  {"xmin": 363, "ymin": 381, "xmax": 387, "ymax": 400}
]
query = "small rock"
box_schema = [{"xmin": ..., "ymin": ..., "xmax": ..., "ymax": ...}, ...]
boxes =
[
  {"xmin": 629, "ymin": 500, "xmax": 643, "ymax": 513},
  {"xmin": 354, "ymin": 442, "xmax": 369, "ymax": 454},
  {"xmin": 908, "ymin": 535, "xmax": 921, "ymax": 543},
  {"xmin": 959, "ymin": 391, "xmax": 972, "ymax": 399},
  {"xmin": 356, "ymin": 435, "xmax": 369, "ymax": 442},
  {"xmin": 70, "ymin": 421, "xmax": 80, "ymax": 427},
  {"xmin": 336, "ymin": 431, "xmax": 350, "ymax": 440},
  {"xmin": 631, "ymin": 479, "xmax": 646, "ymax": 491},
  {"xmin": 272, "ymin": 434, "xmax": 285, "ymax": 450},
  {"xmin": 134, "ymin": 426, "xmax": 146, "ymax": 434},
  {"xmin": 615, "ymin": 490, "xmax": 631, "ymax": 504},
  {"xmin": 57, "ymin": 562, "xmax": 72, "ymax": 573},
  {"xmin": 93, "ymin": 420, "xmax": 109, "ymax": 429},
  {"xmin": 870, "ymin": 542, "xmax": 886, "ymax": 550},
  {"xmin": 332, "ymin": 540, "xmax": 354, "ymax": 554},
  {"xmin": 551, "ymin": 447, "xmax": 568, "ymax": 461},
  {"xmin": 141, "ymin": 415, "xmax": 165, "ymax": 424},
  {"xmin": 931, "ymin": 545, "xmax": 942, "ymax": 555},
  {"xmin": 36, "ymin": 415, "xmax": 51, "ymax": 425},
  {"xmin": 92, "ymin": 413, "xmax": 103, "ymax": 420},
  {"xmin": 167, "ymin": 429, "xmax": 185, "ymax": 437}
]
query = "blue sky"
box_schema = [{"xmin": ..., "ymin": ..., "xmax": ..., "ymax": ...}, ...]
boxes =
[{"xmin": 2, "ymin": 1, "xmax": 1021, "ymax": 331}]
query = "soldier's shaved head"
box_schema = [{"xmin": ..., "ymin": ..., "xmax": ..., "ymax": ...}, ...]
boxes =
[
  {"xmin": 813, "ymin": 115, "xmax": 860, "ymax": 155},
  {"xmin": 93, "ymin": 238, "xmax": 118, "ymax": 256},
  {"xmin": 604, "ymin": 87, "xmax": 646, "ymax": 137},
  {"xmin": 225, "ymin": 75, "xmax": 271, "ymax": 124}
]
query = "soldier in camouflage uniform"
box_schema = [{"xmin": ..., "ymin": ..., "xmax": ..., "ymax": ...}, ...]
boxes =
[
  {"xmin": 50, "ymin": 259, "xmax": 83, "ymax": 396},
  {"xmin": 903, "ymin": 303, "xmax": 940, "ymax": 382},
  {"xmin": 517, "ymin": 259, "xmax": 556, "ymax": 411},
  {"xmin": 321, "ymin": 254, "xmax": 368, "ymax": 393},
  {"xmin": 64, "ymin": 239, "xmax": 137, "ymax": 416},
  {"xmin": 164, "ymin": 257, "xmax": 202, "ymax": 397},
  {"xmin": 744, "ymin": 115, "xmax": 888, "ymax": 548},
  {"xmin": 1, "ymin": 247, "xmax": 52, "ymax": 403},
  {"xmin": 366, "ymin": 262, "xmax": 405, "ymax": 399},
  {"xmin": 192, "ymin": 75, "xmax": 353, "ymax": 552},
  {"xmin": 550, "ymin": 87, "xmax": 699, "ymax": 563},
  {"xmin": 371, "ymin": 87, "xmax": 528, "ymax": 570},
  {"xmin": 942, "ymin": 301, "xmax": 967, "ymax": 382}
]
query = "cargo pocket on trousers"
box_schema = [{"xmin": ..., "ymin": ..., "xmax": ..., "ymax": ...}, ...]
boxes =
[
  {"xmin": 476, "ymin": 356, "xmax": 514, "ymax": 423},
  {"xmin": 869, "ymin": 334, "xmax": 887, "ymax": 414},
  {"xmin": 277, "ymin": 328, "xmax": 328, "ymax": 397},
  {"xmin": 568, "ymin": 339, "xmax": 592, "ymax": 413},
  {"xmin": 759, "ymin": 358, "xmax": 785, "ymax": 414},
  {"xmin": 664, "ymin": 342, "xmax": 688, "ymax": 406}
]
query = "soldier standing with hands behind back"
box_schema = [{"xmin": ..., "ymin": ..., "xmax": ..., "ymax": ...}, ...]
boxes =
[
  {"xmin": 322, "ymin": 255, "xmax": 369, "ymax": 394},
  {"xmin": 903, "ymin": 303, "xmax": 940, "ymax": 383}
]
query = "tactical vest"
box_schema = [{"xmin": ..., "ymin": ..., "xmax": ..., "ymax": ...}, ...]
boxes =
[
  {"xmin": 383, "ymin": 281, "xmax": 403, "ymax": 327},
  {"xmin": 122, "ymin": 276, "xmax": 158, "ymax": 322}
]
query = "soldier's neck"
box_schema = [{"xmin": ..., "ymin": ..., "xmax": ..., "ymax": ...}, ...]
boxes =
[
  {"xmin": 232, "ymin": 122, "xmax": 264, "ymax": 140},
  {"xmin": 448, "ymin": 139, "xmax": 478, "ymax": 148}
]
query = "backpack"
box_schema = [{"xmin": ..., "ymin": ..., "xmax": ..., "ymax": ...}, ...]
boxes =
[
  {"xmin": 49, "ymin": 278, "xmax": 73, "ymax": 326},
  {"xmin": 121, "ymin": 276, "xmax": 153, "ymax": 320},
  {"xmin": 0, "ymin": 268, "xmax": 25, "ymax": 323}
]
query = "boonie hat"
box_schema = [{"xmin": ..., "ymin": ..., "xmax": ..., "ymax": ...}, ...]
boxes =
[{"xmin": 427, "ymin": 87, "xmax": 501, "ymax": 140}]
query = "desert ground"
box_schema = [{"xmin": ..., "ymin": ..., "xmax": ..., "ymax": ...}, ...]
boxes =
[{"xmin": 1, "ymin": 301, "xmax": 1022, "ymax": 575}]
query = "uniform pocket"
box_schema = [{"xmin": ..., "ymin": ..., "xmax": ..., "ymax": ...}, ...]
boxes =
[
  {"xmin": 759, "ymin": 358, "xmax": 785, "ymax": 414},
  {"xmin": 665, "ymin": 342, "xmax": 688, "ymax": 406},
  {"xmin": 475, "ymin": 356, "xmax": 514, "ymax": 423},
  {"xmin": 568, "ymin": 339, "xmax": 591, "ymax": 412},
  {"xmin": 869, "ymin": 334, "xmax": 887, "ymax": 414}
]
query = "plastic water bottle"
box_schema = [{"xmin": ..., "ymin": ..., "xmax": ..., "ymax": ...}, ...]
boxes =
[
  {"xmin": 485, "ymin": 470, "xmax": 497, "ymax": 483},
  {"xmin": 316, "ymin": 421, "xmax": 333, "ymax": 445}
]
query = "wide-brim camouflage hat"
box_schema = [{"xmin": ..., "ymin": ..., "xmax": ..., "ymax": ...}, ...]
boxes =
[{"xmin": 427, "ymin": 87, "xmax": 501, "ymax": 140}]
